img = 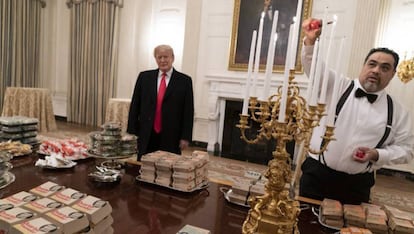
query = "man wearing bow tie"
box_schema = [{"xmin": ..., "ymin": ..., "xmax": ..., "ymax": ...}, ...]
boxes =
[{"xmin": 298, "ymin": 18, "xmax": 414, "ymax": 204}]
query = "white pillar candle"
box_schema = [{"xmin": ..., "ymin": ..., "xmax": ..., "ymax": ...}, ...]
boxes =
[
  {"xmin": 319, "ymin": 15, "xmax": 337, "ymax": 104},
  {"xmin": 278, "ymin": 21, "xmax": 294, "ymax": 122},
  {"xmin": 251, "ymin": 12, "xmax": 265, "ymax": 97},
  {"xmin": 261, "ymin": 11, "xmax": 279, "ymax": 101},
  {"xmin": 306, "ymin": 39, "xmax": 319, "ymax": 103},
  {"xmin": 309, "ymin": 7, "xmax": 328, "ymax": 106},
  {"xmin": 326, "ymin": 36, "xmax": 345, "ymax": 126},
  {"xmin": 290, "ymin": 0, "xmax": 303, "ymax": 69},
  {"xmin": 242, "ymin": 30, "xmax": 258, "ymax": 115}
]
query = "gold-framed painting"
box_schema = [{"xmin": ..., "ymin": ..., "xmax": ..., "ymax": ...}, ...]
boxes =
[{"xmin": 228, "ymin": 0, "xmax": 313, "ymax": 73}]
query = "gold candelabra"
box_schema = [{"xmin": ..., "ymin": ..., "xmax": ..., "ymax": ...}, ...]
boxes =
[{"xmin": 237, "ymin": 70, "xmax": 335, "ymax": 234}]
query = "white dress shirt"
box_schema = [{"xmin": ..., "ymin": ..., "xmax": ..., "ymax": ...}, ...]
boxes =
[
  {"xmin": 302, "ymin": 44, "xmax": 414, "ymax": 174},
  {"xmin": 157, "ymin": 69, "xmax": 172, "ymax": 91}
]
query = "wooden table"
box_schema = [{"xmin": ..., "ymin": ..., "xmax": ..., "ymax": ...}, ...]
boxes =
[
  {"xmin": 105, "ymin": 98, "xmax": 131, "ymax": 132},
  {"xmin": 3, "ymin": 154, "xmax": 334, "ymax": 234},
  {"xmin": 1, "ymin": 87, "xmax": 57, "ymax": 132}
]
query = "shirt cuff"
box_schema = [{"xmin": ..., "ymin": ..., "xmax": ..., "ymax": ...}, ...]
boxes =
[
  {"xmin": 303, "ymin": 43, "xmax": 314, "ymax": 54},
  {"xmin": 373, "ymin": 148, "xmax": 389, "ymax": 167}
]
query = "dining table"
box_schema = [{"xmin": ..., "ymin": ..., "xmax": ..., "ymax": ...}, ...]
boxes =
[
  {"xmin": 2, "ymin": 153, "xmax": 336, "ymax": 234},
  {"xmin": 1, "ymin": 87, "xmax": 57, "ymax": 132}
]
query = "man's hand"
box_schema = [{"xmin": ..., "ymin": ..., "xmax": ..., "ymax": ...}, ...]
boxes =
[
  {"xmin": 179, "ymin": 140, "xmax": 189, "ymax": 150},
  {"xmin": 302, "ymin": 18, "xmax": 322, "ymax": 46},
  {"xmin": 353, "ymin": 147, "xmax": 379, "ymax": 163}
]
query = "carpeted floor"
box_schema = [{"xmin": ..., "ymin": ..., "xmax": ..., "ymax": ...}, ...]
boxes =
[{"xmin": 37, "ymin": 120, "xmax": 414, "ymax": 213}]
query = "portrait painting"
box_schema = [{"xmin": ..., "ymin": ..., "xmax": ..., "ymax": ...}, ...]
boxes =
[{"xmin": 228, "ymin": 0, "xmax": 313, "ymax": 73}]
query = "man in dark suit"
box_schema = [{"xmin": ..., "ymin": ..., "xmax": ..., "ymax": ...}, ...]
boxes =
[{"xmin": 127, "ymin": 45, "xmax": 194, "ymax": 160}]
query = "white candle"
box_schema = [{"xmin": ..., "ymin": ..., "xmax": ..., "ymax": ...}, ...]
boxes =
[
  {"xmin": 261, "ymin": 10, "xmax": 279, "ymax": 101},
  {"xmin": 289, "ymin": 17, "xmax": 298, "ymax": 69},
  {"xmin": 290, "ymin": 0, "xmax": 303, "ymax": 69},
  {"xmin": 262, "ymin": 33, "xmax": 278, "ymax": 100},
  {"xmin": 242, "ymin": 30, "xmax": 258, "ymax": 115},
  {"xmin": 278, "ymin": 21, "xmax": 294, "ymax": 122},
  {"xmin": 326, "ymin": 37, "xmax": 345, "ymax": 126},
  {"xmin": 252, "ymin": 12, "xmax": 265, "ymax": 97},
  {"xmin": 295, "ymin": 0, "xmax": 303, "ymax": 25},
  {"xmin": 310, "ymin": 7, "xmax": 328, "ymax": 106},
  {"xmin": 319, "ymin": 15, "xmax": 337, "ymax": 104},
  {"xmin": 306, "ymin": 39, "xmax": 319, "ymax": 103}
]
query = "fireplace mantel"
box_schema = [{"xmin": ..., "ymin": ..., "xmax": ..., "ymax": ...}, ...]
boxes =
[{"xmin": 205, "ymin": 73, "xmax": 308, "ymax": 154}]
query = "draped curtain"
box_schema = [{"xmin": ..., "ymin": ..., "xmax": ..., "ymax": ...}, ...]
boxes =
[
  {"xmin": 0, "ymin": 0, "xmax": 46, "ymax": 112},
  {"xmin": 66, "ymin": 0, "xmax": 122, "ymax": 126}
]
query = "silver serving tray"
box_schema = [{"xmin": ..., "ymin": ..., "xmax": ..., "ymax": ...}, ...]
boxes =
[
  {"xmin": 0, "ymin": 172, "xmax": 15, "ymax": 189},
  {"xmin": 37, "ymin": 150, "xmax": 90, "ymax": 161},
  {"xmin": 220, "ymin": 187, "xmax": 250, "ymax": 208},
  {"xmin": 315, "ymin": 206, "xmax": 342, "ymax": 230}
]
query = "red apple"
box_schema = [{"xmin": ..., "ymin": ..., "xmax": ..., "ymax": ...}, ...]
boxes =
[
  {"xmin": 355, "ymin": 150, "xmax": 365, "ymax": 158},
  {"xmin": 309, "ymin": 20, "xmax": 321, "ymax": 30}
]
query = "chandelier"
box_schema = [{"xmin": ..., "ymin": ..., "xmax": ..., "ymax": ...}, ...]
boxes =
[{"xmin": 397, "ymin": 56, "xmax": 414, "ymax": 83}]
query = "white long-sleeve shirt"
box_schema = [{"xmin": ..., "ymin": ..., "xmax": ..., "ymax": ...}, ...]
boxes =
[{"xmin": 302, "ymin": 44, "xmax": 414, "ymax": 174}]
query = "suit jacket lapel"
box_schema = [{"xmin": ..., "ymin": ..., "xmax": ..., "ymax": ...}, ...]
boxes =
[
  {"xmin": 151, "ymin": 70, "xmax": 159, "ymax": 104},
  {"xmin": 164, "ymin": 69, "xmax": 177, "ymax": 99}
]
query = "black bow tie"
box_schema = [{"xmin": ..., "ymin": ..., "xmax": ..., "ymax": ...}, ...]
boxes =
[{"xmin": 355, "ymin": 88, "xmax": 378, "ymax": 103}]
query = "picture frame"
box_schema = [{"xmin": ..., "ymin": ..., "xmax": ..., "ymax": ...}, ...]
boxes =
[{"xmin": 228, "ymin": 0, "xmax": 313, "ymax": 73}]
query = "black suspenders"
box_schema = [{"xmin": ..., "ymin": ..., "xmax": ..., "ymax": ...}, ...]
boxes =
[{"xmin": 319, "ymin": 81, "xmax": 394, "ymax": 169}]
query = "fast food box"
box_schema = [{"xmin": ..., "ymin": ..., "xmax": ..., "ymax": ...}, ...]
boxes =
[
  {"xmin": 172, "ymin": 181, "xmax": 196, "ymax": 192},
  {"xmin": 191, "ymin": 150, "xmax": 210, "ymax": 162},
  {"xmin": 173, "ymin": 160, "xmax": 196, "ymax": 173},
  {"xmin": 0, "ymin": 207, "xmax": 37, "ymax": 234},
  {"xmin": 23, "ymin": 197, "xmax": 63, "ymax": 214},
  {"xmin": 172, "ymin": 171, "xmax": 196, "ymax": 182},
  {"xmin": 339, "ymin": 227, "xmax": 372, "ymax": 234},
  {"xmin": 231, "ymin": 179, "xmax": 251, "ymax": 197},
  {"xmin": 177, "ymin": 224, "xmax": 210, "ymax": 234},
  {"xmin": 100, "ymin": 226, "xmax": 114, "ymax": 234},
  {"xmin": 388, "ymin": 216, "xmax": 414, "ymax": 234},
  {"xmin": 45, "ymin": 206, "xmax": 89, "ymax": 234},
  {"xmin": 91, "ymin": 215, "xmax": 113, "ymax": 234},
  {"xmin": 29, "ymin": 182, "xmax": 65, "ymax": 198},
  {"xmin": 9, "ymin": 217, "xmax": 61, "ymax": 234},
  {"xmin": 72, "ymin": 195, "xmax": 112, "ymax": 225},
  {"xmin": 50, "ymin": 188, "xmax": 86, "ymax": 206},
  {"xmin": 0, "ymin": 192, "xmax": 38, "ymax": 211}
]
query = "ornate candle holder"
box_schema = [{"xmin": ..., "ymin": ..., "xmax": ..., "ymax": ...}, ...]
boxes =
[{"xmin": 237, "ymin": 70, "xmax": 335, "ymax": 234}]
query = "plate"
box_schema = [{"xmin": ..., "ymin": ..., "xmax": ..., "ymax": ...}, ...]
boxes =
[
  {"xmin": 89, "ymin": 167, "xmax": 122, "ymax": 183},
  {"xmin": 0, "ymin": 172, "xmax": 15, "ymax": 189},
  {"xmin": 36, "ymin": 160, "xmax": 77, "ymax": 169},
  {"xmin": 315, "ymin": 206, "xmax": 342, "ymax": 230},
  {"xmin": 136, "ymin": 175, "xmax": 209, "ymax": 193},
  {"xmin": 220, "ymin": 187, "xmax": 250, "ymax": 208},
  {"xmin": 89, "ymin": 172, "xmax": 121, "ymax": 183},
  {"xmin": 37, "ymin": 150, "xmax": 89, "ymax": 161}
]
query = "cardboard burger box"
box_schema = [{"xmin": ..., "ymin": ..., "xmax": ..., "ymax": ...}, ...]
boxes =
[
  {"xmin": 45, "ymin": 206, "xmax": 89, "ymax": 234},
  {"xmin": 177, "ymin": 224, "xmax": 210, "ymax": 234},
  {"xmin": 91, "ymin": 215, "xmax": 113, "ymax": 234},
  {"xmin": 23, "ymin": 197, "xmax": 63, "ymax": 214},
  {"xmin": 100, "ymin": 226, "xmax": 114, "ymax": 234},
  {"xmin": 0, "ymin": 192, "xmax": 38, "ymax": 212},
  {"xmin": 9, "ymin": 217, "xmax": 61, "ymax": 234},
  {"xmin": 0, "ymin": 207, "xmax": 37, "ymax": 234},
  {"xmin": 72, "ymin": 195, "xmax": 112, "ymax": 225},
  {"xmin": 29, "ymin": 182, "xmax": 65, "ymax": 198},
  {"xmin": 50, "ymin": 188, "xmax": 86, "ymax": 206}
]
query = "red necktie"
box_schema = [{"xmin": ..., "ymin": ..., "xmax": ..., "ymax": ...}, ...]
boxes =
[{"xmin": 154, "ymin": 73, "xmax": 166, "ymax": 133}]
